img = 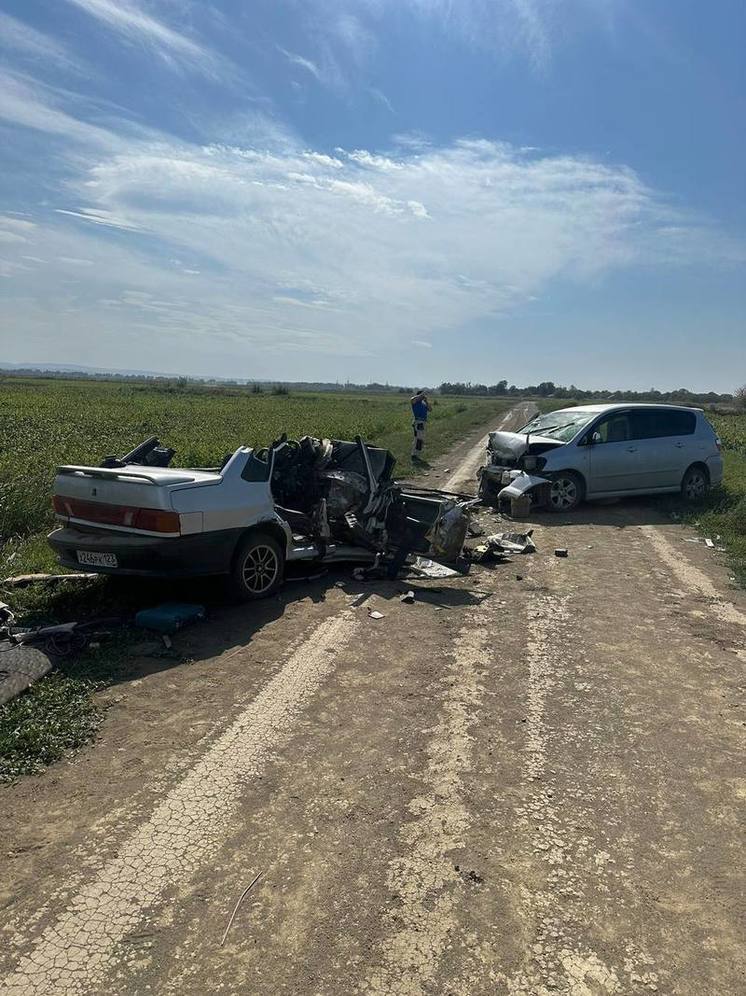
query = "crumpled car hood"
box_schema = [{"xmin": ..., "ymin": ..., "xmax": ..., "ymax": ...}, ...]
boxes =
[{"xmin": 487, "ymin": 431, "xmax": 560, "ymax": 460}]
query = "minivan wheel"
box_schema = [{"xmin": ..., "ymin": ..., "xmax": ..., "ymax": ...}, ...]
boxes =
[
  {"xmin": 230, "ymin": 532, "xmax": 284, "ymax": 601},
  {"xmin": 681, "ymin": 466, "xmax": 709, "ymax": 503},
  {"xmin": 547, "ymin": 471, "xmax": 584, "ymax": 513}
]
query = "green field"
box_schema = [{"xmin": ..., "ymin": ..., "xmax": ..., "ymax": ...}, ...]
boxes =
[{"xmin": 0, "ymin": 377, "xmax": 513, "ymax": 581}]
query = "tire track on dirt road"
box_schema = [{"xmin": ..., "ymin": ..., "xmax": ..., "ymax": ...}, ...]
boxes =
[
  {"xmin": 2, "ymin": 611, "xmax": 358, "ymax": 996},
  {"xmin": 639, "ymin": 524, "xmax": 746, "ymax": 628},
  {"xmin": 359, "ymin": 600, "xmax": 492, "ymax": 996},
  {"xmin": 358, "ymin": 402, "xmax": 536, "ymax": 995}
]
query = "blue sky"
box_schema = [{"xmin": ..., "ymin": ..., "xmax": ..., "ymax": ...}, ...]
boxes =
[{"xmin": 0, "ymin": 0, "xmax": 744, "ymax": 390}]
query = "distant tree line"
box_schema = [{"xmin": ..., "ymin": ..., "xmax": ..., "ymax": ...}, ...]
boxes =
[
  {"xmin": 438, "ymin": 380, "xmax": 734, "ymax": 405},
  {"xmin": 0, "ymin": 366, "xmax": 737, "ymax": 405}
]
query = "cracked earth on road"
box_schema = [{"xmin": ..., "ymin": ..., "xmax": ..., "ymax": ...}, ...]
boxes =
[{"xmin": 1, "ymin": 402, "xmax": 744, "ymax": 996}]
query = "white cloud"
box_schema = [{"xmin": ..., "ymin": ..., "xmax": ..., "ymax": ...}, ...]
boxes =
[
  {"xmin": 368, "ymin": 87, "xmax": 395, "ymax": 113},
  {"xmin": 277, "ymin": 46, "xmax": 323, "ymax": 81},
  {"xmin": 0, "ymin": 12, "xmax": 83, "ymax": 72},
  {"xmin": 65, "ymin": 0, "xmax": 221, "ymax": 76},
  {"xmin": 2, "ymin": 116, "xmax": 741, "ymax": 378},
  {"xmin": 0, "ymin": 71, "xmax": 119, "ymax": 147}
]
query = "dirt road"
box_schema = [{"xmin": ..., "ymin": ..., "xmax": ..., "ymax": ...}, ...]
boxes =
[{"xmin": 1, "ymin": 402, "xmax": 744, "ymax": 996}]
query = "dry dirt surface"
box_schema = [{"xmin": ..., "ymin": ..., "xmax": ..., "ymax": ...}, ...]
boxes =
[{"xmin": 1, "ymin": 402, "xmax": 744, "ymax": 996}]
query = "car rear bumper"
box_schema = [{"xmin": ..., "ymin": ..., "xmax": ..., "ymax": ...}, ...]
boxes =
[
  {"xmin": 48, "ymin": 526, "xmax": 243, "ymax": 578},
  {"xmin": 706, "ymin": 454, "xmax": 724, "ymax": 487}
]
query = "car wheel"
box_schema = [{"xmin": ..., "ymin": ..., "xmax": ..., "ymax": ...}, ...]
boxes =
[
  {"xmin": 230, "ymin": 532, "xmax": 284, "ymax": 601},
  {"xmin": 547, "ymin": 471, "xmax": 584, "ymax": 513},
  {"xmin": 681, "ymin": 465, "xmax": 709, "ymax": 503}
]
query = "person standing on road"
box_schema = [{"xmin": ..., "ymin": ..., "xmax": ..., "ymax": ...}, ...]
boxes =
[{"xmin": 410, "ymin": 389, "xmax": 432, "ymax": 461}]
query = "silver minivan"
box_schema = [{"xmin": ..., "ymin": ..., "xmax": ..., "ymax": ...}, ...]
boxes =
[{"xmin": 482, "ymin": 403, "xmax": 723, "ymax": 512}]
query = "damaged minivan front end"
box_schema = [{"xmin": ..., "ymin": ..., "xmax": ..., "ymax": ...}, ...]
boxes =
[
  {"xmin": 478, "ymin": 408, "xmax": 599, "ymax": 511},
  {"xmin": 478, "ymin": 428, "xmax": 561, "ymax": 509}
]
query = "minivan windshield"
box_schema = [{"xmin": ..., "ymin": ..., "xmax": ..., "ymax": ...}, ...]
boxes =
[{"xmin": 518, "ymin": 410, "xmax": 595, "ymax": 443}]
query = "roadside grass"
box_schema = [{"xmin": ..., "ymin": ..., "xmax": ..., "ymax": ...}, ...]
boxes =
[
  {"xmin": 0, "ymin": 380, "xmax": 516, "ymax": 781},
  {"xmin": 0, "ymin": 636, "xmax": 137, "ymax": 782},
  {"xmin": 667, "ymin": 449, "xmax": 746, "ymax": 588}
]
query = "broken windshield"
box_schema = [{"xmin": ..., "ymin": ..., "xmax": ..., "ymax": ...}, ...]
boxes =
[{"xmin": 517, "ymin": 410, "xmax": 595, "ymax": 443}]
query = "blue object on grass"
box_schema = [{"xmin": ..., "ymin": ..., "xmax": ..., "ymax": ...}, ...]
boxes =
[{"xmin": 134, "ymin": 602, "xmax": 206, "ymax": 634}]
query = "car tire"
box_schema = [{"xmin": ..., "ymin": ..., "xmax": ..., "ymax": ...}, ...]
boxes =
[
  {"xmin": 681, "ymin": 465, "xmax": 709, "ymax": 503},
  {"xmin": 230, "ymin": 532, "xmax": 284, "ymax": 601},
  {"xmin": 547, "ymin": 471, "xmax": 584, "ymax": 513}
]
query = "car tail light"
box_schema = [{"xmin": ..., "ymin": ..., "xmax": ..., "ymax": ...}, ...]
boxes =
[
  {"xmin": 52, "ymin": 496, "xmax": 180, "ymax": 533},
  {"xmin": 132, "ymin": 508, "xmax": 181, "ymax": 533}
]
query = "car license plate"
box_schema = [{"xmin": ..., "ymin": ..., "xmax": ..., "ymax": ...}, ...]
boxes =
[{"xmin": 76, "ymin": 550, "xmax": 118, "ymax": 568}]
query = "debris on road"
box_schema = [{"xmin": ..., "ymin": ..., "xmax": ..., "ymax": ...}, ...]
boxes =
[
  {"xmin": 367, "ymin": 609, "xmax": 385, "ymax": 620},
  {"xmin": 220, "ymin": 870, "xmax": 263, "ymax": 947},
  {"xmin": 134, "ymin": 603, "xmax": 206, "ymax": 635},
  {"xmin": 704, "ymin": 538, "xmax": 715, "ymax": 548},
  {"xmin": 554, "ymin": 548, "xmax": 569, "ymax": 558},
  {"xmin": 0, "ymin": 644, "xmax": 54, "ymax": 707},
  {"xmin": 490, "ymin": 530, "xmax": 536, "ymax": 554},
  {"xmin": 2, "ymin": 572, "xmax": 98, "ymax": 588},
  {"xmin": 400, "ymin": 590, "xmax": 416, "ymax": 604},
  {"xmin": 410, "ymin": 557, "xmax": 460, "ymax": 579}
]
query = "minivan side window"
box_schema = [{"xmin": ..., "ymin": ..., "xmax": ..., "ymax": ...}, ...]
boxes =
[
  {"xmin": 593, "ymin": 413, "xmax": 631, "ymax": 443},
  {"xmin": 630, "ymin": 410, "xmax": 696, "ymax": 440}
]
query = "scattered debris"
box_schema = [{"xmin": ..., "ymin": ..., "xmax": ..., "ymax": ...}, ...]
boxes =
[
  {"xmin": 0, "ymin": 644, "xmax": 54, "ymax": 707},
  {"xmin": 516, "ymin": 574, "xmax": 524, "ymax": 581},
  {"xmin": 467, "ymin": 522, "xmax": 485, "ymax": 538},
  {"xmin": 220, "ymin": 871, "xmax": 263, "ymax": 947},
  {"xmin": 400, "ymin": 590, "xmax": 416, "ymax": 604},
  {"xmin": 367, "ymin": 609, "xmax": 384, "ymax": 620},
  {"xmin": 510, "ymin": 494, "xmax": 532, "ymax": 518},
  {"xmin": 704, "ymin": 538, "xmax": 715, "ymax": 548},
  {"xmin": 410, "ymin": 557, "xmax": 460, "ymax": 579},
  {"xmin": 489, "ymin": 530, "xmax": 536, "ymax": 554},
  {"xmin": 554, "ymin": 548, "xmax": 569, "ymax": 558},
  {"xmin": 1, "ymin": 572, "xmax": 98, "ymax": 588},
  {"xmin": 134, "ymin": 603, "xmax": 206, "ymax": 635}
]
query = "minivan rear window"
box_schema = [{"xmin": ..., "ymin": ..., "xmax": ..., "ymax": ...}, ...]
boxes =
[{"xmin": 630, "ymin": 410, "xmax": 696, "ymax": 439}]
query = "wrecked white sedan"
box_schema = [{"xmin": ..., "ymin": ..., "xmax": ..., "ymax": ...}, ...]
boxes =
[
  {"xmin": 49, "ymin": 435, "xmax": 473, "ymax": 600},
  {"xmin": 479, "ymin": 403, "xmax": 723, "ymax": 512}
]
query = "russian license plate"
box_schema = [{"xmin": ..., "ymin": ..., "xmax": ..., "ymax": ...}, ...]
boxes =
[{"xmin": 76, "ymin": 550, "xmax": 118, "ymax": 568}]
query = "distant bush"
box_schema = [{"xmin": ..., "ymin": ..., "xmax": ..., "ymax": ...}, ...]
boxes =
[
  {"xmin": 271, "ymin": 384, "xmax": 290, "ymax": 396},
  {"xmin": 250, "ymin": 383, "xmax": 263, "ymax": 394}
]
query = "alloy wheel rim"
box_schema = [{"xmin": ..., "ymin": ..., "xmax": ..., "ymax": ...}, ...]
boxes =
[
  {"xmin": 685, "ymin": 473, "xmax": 706, "ymax": 499},
  {"xmin": 550, "ymin": 478, "xmax": 577, "ymax": 509},
  {"xmin": 242, "ymin": 545, "xmax": 279, "ymax": 593}
]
